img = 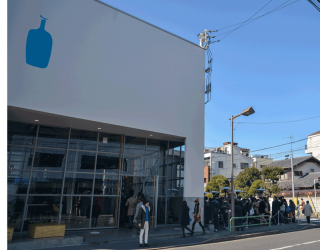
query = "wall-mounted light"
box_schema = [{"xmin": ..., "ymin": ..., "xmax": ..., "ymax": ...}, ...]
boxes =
[
  {"xmin": 98, "ymin": 128, "xmax": 101, "ymax": 130},
  {"xmin": 35, "ymin": 120, "xmax": 39, "ymax": 122},
  {"xmin": 150, "ymin": 134, "xmax": 153, "ymax": 136}
]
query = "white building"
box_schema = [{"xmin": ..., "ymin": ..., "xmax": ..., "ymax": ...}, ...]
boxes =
[
  {"xmin": 305, "ymin": 131, "xmax": 320, "ymax": 161},
  {"xmin": 204, "ymin": 142, "xmax": 254, "ymax": 181},
  {"xmin": 251, "ymin": 155, "xmax": 273, "ymax": 170},
  {"xmin": 8, "ymin": 0, "xmax": 205, "ymax": 232}
]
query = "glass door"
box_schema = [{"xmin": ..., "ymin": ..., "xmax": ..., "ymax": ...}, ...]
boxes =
[{"xmin": 119, "ymin": 175, "xmax": 158, "ymax": 228}]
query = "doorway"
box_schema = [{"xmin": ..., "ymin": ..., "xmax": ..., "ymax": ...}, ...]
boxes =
[{"xmin": 119, "ymin": 175, "xmax": 158, "ymax": 228}]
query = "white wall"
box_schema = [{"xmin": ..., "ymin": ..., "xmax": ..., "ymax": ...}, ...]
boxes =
[
  {"xmin": 205, "ymin": 150, "xmax": 254, "ymax": 179},
  {"xmin": 297, "ymin": 162, "xmax": 320, "ymax": 175},
  {"xmin": 8, "ymin": 0, "xmax": 205, "ymax": 198},
  {"xmin": 305, "ymin": 133, "xmax": 320, "ymax": 160},
  {"xmin": 252, "ymin": 157, "xmax": 274, "ymax": 169}
]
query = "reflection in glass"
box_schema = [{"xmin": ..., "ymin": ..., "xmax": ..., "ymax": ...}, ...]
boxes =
[
  {"xmin": 60, "ymin": 196, "xmax": 91, "ymax": 229},
  {"xmin": 167, "ymin": 197, "xmax": 183, "ymax": 224},
  {"xmin": 64, "ymin": 173, "xmax": 94, "ymax": 195},
  {"xmin": 33, "ymin": 148, "xmax": 66, "ymax": 170},
  {"xmin": 8, "ymin": 121, "xmax": 37, "ymax": 146},
  {"xmin": 145, "ymin": 158, "xmax": 160, "ymax": 176},
  {"xmin": 158, "ymin": 177, "xmax": 166, "ymax": 196},
  {"xmin": 7, "ymin": 146, "xmax": 33, "ymax": 170},
  {"xmin": 66, "ymin": 151, "xmax": 95, "ymax": 172},
  {"xmin": 98, "ymin": 133, "xmax": 122, "ymax": 153},
  {"xmin": 159, "ymin": 160, "xmax": 167, "ymax": 177},
  {"xmin": 37, "ymin": 125, "xmax": 69, "ymax": 149},
  {"xmin": 7, "ymin": 171, "xmax": 30, "ymax": 195},
  {"xmin": 24, "ymin": 196, "xmax": 60, "ymax": 231},
  {"xmin": 96, "ymin": 154, "xmax": 119, "ymax": 174},
  {"xmin": 157, "ymin": 197, "xmax": 166, "ymax": 225},
  {"xmin": 69, "ymin": 129, "xmax": 97, "ymax": 151},
  {"xmin": 29, "ymin": 171, "xmax": 63, "ymax": 194},
  {"xmin": 91, "ymin": 197, "xmax": 117, "ymax": 227},
  {"xmin": 124, "ymin": 136, "xmax": 146, "ymax": 156},
  {"xmin": 8, "ymin": 196, "xmax": 26, "ymax": 232},
  {"xmin": 146, "ymin": 139, "xmax": 167, "ymax": 158},
  {"xmin": 94, "ymin": 174, "xmax": 118, "ymax": 195},
  {"xmin": 122, "ymin": 155, "xmax": 144, "ymax": 175}
]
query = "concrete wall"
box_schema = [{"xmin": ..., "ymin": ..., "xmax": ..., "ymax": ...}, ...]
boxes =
[
  {"xmin": 8, "ymin": 0, "xmax": 205, "ymax": 199},
  {"xmin": 305, "ymin": 133, "xmax": 320, "ymax": 160}
]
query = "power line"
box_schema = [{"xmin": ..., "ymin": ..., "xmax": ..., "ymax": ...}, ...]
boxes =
[
  {"xmin": 219, "ymin": 0, "xmax": 273, "ymax": 41},
  {"xmin": 250, "ymin": 138, "xmax": 307, "ymax": 152},
  {"xmin": 217, "ymin": 0, "xmax": 300, "ymax": 40},
  {"xmin": 235, "ymin": 115, "xmax": 320, "ymax": 125},
  {"xmin": 307, "ymin": 0, "xmax": 320, "ymax": 12}
]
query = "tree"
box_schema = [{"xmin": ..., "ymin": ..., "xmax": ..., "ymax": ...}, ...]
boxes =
[
  {"xmin": 248, "ymin": 179, "xmax": 263, "ymax": 196},
  {"xmin": 234, "ymin": 167, "xmax": 261, "ymax": 197},
  {"xmin": 261, "ymin": 166, "xmax": 284, "ymax": 184},
  {"xmin": 205, "ymin": 175, "xmax": 229, "ymax": 195}
]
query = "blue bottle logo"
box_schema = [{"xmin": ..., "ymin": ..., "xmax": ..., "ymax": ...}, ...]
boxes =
[{"xmin": 26, "ymin": 15, "xmax": 53, "ymax": 68}]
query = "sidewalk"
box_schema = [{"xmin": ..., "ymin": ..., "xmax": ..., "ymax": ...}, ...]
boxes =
[{"xmin": 41, "ymin": 218, "xmax": 320, "ymax": 249}]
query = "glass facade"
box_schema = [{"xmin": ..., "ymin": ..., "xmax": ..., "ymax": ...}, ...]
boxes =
[{"xmin": 7, "ymin": 121, "xmax": 185, "ymax": 232}]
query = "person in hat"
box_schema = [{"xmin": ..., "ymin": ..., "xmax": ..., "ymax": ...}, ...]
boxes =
[{"xmin": 190, "ymin": 198, "xmax": 206, "ymax": 235}]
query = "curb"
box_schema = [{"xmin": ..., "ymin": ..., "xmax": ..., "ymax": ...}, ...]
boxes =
[{"xmin": 147, "ymin": 225, "xmax": 320, "ymax": 250}]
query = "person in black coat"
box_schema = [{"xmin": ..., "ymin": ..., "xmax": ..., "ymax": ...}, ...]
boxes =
[
  {"xmin": 180, "ymin": 201, "xmax": 192, "ymax": 238},
  {"xmin": 136, "ymin": 200, "xmax": 151, "ymax": 247},
  {"xmin": 210, "ymin": 196, "xmax": 220, "ymax": 232},
  {"xmin": 235, "ymin": 200, "xmax": 244, "ymax": 231},
  {"xmin": 289, "ymin": 200, "xmax": 296, "ymax": 223},
  {"xmin": 272, "ymin": 197, "xmax": 280, "ymax": 225},
  {"xmin": 258, "ymin": 198, "xmax": 267, "ymax": 224}
]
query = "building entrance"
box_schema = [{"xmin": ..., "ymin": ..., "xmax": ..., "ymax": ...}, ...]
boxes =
[{"xmin": 119, "ymin": 175, "xmax": 158, "ymax": 228}]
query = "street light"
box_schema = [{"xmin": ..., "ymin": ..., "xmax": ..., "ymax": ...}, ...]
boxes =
[{"xmin": 229, "ymin": 106, "xmax": 255, "ymax": 235}]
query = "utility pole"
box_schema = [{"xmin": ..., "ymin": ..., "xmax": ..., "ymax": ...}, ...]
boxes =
[{"xmin": 285, "ymin": 135, "xmax": 295, "ymax": 199}]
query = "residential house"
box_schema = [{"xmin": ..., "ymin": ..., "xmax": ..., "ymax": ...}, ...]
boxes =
[
  {"xmin": 204, "ymin": 142, "xmax": 254, "ymax": 182},
  {"xmin": 305, "ymin": 131, "xmax": 320, "ymax": 161},
  {"xmin": 251, "ymin": 154, "xmax": 273, "ymax": 169},
  {"xmin": 268, "ymin": 156, "xmax": 320, "ymax": 180}
]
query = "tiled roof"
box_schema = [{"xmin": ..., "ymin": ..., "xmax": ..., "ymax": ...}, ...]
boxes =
[
  {"xmin": 309, "ymin": 131, "xmax": 320, "ymax": 136},
  {"xmin": 268, "ymin": 156, "xmax": 314, "ymax": 169},
  {"xmin": 277, "ymin": 172, "xmax": 320, "ymax": 189}
]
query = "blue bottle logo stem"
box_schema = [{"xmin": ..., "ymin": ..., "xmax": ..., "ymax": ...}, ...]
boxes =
[{"xmin": 26, "ymin": 15, "xmax": 53, "ymax": 68}]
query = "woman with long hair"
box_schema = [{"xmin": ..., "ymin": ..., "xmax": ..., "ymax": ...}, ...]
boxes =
[
  {"xmin": 180, "ymin": 201, "xmax": 192, "ymax": 238},
  {"xmin": 191, "ymin": 198, "xmax": 206, "ymax": 235}
]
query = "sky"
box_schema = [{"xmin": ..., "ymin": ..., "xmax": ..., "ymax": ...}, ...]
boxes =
[{"xmin": 101, "ymin": 0, "xmax": 320, "ymax": 161}]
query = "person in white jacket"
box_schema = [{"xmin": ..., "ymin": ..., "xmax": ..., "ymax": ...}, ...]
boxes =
[{"xmin": 304, "ymin": 201, "xmax": 313, "ymax": 224}]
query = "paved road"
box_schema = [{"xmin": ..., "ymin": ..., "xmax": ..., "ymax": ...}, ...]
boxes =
[{"xmin": 174, "ymin": 228, "xmax": 320, "ymax": 250}]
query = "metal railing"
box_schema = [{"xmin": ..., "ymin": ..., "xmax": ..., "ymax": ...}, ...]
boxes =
[{"xmin": 230, "ymin": 214, "xmax": 271, "ymax": 234}]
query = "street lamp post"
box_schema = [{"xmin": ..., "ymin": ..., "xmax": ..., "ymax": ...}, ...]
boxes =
[{"xmin": 230, "ymin": 106, "xmax": 255, "ymax": 235}]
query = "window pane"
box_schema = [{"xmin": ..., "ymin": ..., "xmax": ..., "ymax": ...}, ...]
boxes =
[
  {"xmin": 167, "ymin": 179, "xmax": 181, "ymax": 197},
  {"xmin": 69, "ymin": 129, "xmax": 97, "ymax": 151},
  {"xmin": 98, "ymin": 133, "xmax": 122, "ymax": 153},
  {"xmin": 159, "ymin": 159, "xmax": 167, "ymax": 177},
  {"xmin": 122, "ymin": 155, "xmax": 144, "ymax": 175},
  {"xmin": 167, "ymin": 141, "xmax": 184, "ymax": 158},
  {"xmin": 66, "ymin": 151, "xmax": 95, "ymax": 172},
  {"xmin": 146, "ymin": 139, "xmax": 167, "ymax": 158},
  {"xmin": 94, "ymin": 174, "xmax": 118, "ymax": 195},
  {"xmin": 96, "ymin": 153, "xmax": 119, "ymax": 174},
  {"xmin": 8, "ymin": 121, "xmax": 37, "ymax": 146},
  {"xmin": 33, "ymin": 148, "xmax": 67, "ymax": 171},
  {"xmin": 157, "ymin": 197, "xmax": 166, "ymax": 225},
  {"xmin": 124, "ymin": 136, "xmax": 146, "ymax": 156},
  {"xmin": 24, "ymin": 196, "xmax": 60, "ymax": 230},
  {"xmin": 64, "ymin": 173, "xmax": 94, "ymax": 195},
  {"xmin": 7, "ymin": 146, "xmax": 33, "ymax": 170},
  {"xmin": 167, "ymin": 197, "xmax": 183, "ymax": 224},
  {"xmin": 8, "ymin": 196, "xmax": 27, "ymax": 232},
  {"xmin": 158, "ymin": 177, "xmax": 166, "ymax": 196},
  {"xmin": 29, "ymin": 171, "xmax": 63, "ymax": 194},
  {"xmin": 60, "ymin": 196, "xmax": 92, "ymax": 229},
  {"xmin": 37, "ymin": 125, "xmax": 69, "ymax": 149},
  {"xmin": 145, "ymin": 158, "xmax": 159, "ymax": 176},
  {"xmin": 91, "ymin": 197, "xmax": 117, "ymax": 228},
  {"xmin": 7, "ymin": 171, "xmax": 30, "ymax": 195}
]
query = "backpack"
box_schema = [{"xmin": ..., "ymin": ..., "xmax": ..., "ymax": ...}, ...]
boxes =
[
  {"xmin": 286, "ymin": 206, "xmax": 291, "ymax": 212},
  {"xmin": 280, "ymin": 205, "xmax": 285, "ymax": 212}
]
